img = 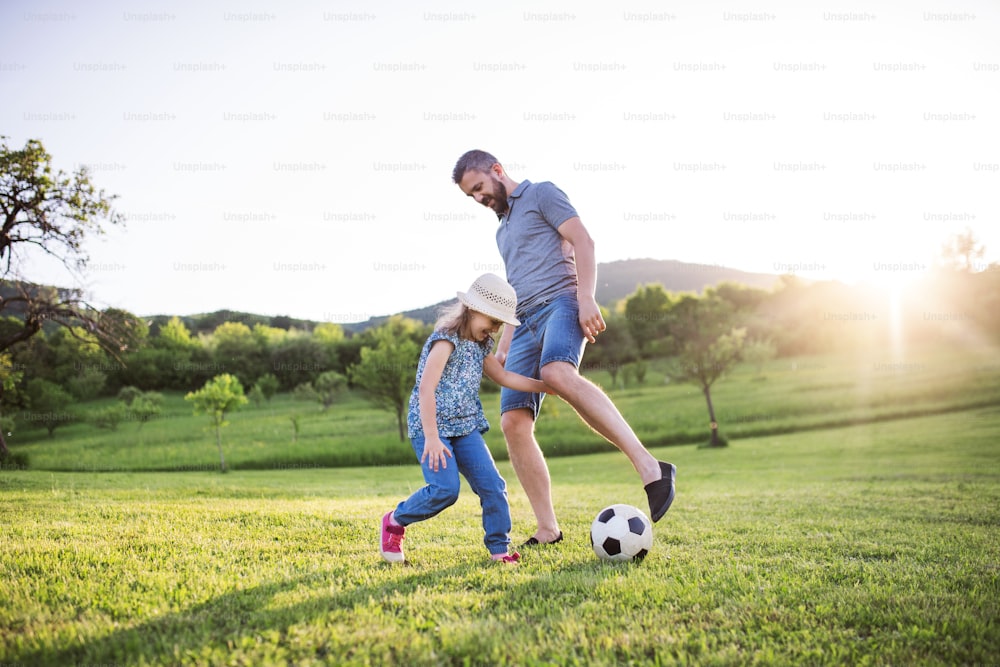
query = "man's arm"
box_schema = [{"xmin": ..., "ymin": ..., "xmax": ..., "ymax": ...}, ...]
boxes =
[
  {"xmin": 495, "ymin": 323, "xmax": 515, "ymax": 366},
  {"xmin": 558, "ymin": 216, "xmax": 606, "ymax": 343}
]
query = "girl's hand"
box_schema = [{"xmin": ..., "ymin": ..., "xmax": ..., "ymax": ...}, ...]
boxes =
[{"xmin": 421, "ymin": 436, "xmax": 452, "ymax": 472}]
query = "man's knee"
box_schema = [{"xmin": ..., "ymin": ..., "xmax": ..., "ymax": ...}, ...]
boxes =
[
  {"xmin": 501, "ymin": 408, "xmax": 534, "ymax": 442},
  {"xmin": 540, "ymin": 361, "xmax": 581, "ymax": 392}
]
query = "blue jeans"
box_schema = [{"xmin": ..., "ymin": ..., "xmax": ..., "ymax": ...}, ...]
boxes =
[
  {"xmin": 394, "ymin": 431, "xmax": 512, "ymax": 556},
  {"xmin": 501, "ymin": 293, "xmax": 587, "ymax": 419}
]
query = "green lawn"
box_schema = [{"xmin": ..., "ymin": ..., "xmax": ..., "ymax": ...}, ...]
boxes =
[{"xmin": 2, "ymin": 408, "xmax": 998, "ymax": 666}]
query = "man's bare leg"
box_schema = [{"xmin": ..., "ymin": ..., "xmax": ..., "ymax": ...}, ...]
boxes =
[
  {"xmin": 540, "ymin": 361, "xmax": 662, "ymax": 484},
  {"xmin": 500, "ymin": 407, "xmax": 562, "ymax": 543}
]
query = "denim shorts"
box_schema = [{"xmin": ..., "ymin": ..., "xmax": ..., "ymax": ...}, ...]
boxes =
[{"xmin": 501, "ymin": 293, "xmax": 586, "ymax": 419}]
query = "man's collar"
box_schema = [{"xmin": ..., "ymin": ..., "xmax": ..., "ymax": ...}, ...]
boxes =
[
  {"xmin": 500, "ymin": 180, "xmax": 531, "ymax": 221},
  {"xmin": 509, "ymin": 179, "xmax": 531, "ymax": 199}
]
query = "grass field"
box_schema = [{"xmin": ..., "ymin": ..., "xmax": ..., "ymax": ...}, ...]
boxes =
[
  {"xmin": 2, "ymin": 406, "xmax": 998, "ymax": 666},
  {"xmin": 10, "ymin": 343, "xmax": 1000, "ymax": 472}
]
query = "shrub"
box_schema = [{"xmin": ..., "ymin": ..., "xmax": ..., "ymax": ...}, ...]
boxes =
[{"xmin": 91, "ymin": 404, "xmax": 127, "ymax": 431}]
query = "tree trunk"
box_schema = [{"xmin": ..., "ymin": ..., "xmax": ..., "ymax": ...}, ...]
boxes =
[
  {"xmin": 0, "ymin": 403, "xmax": 7, "ymax": 458},
  {"xmin": 396, "ymin": 407, "xmax": 406, "ymax": 442},
  {"xmin": 702, "ymin": 384, "xmax": 722, "ymax": 447},
  {"xmin": 216, "ymin": 424, "xmax": 227, "ymax": 473}
]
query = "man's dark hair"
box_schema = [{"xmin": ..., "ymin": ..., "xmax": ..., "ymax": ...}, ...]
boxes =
[{"xmin": 452, "ymin": 149, "xmax": 499, "ymax": 184}]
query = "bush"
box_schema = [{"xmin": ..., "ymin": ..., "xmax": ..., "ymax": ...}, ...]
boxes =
[
  {"xmin": 128, "ymin": 396, "xmax": 162, "ymax": 426},
  {"xmin": 91, "ymin": 404, "xmax": 127, "ymax": 431},
  {"xmin": 0, "ymin": 451, "xmax": 29, "ymax": 469},
  {"xmin": 117, "ymin": 386, "xmax": 144, "ymax": 406},
  {"xmin": 25, "ymin": 379, "xmax": 77, "ymax": 436}
]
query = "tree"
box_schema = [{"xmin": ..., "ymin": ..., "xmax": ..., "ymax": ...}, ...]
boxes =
[
  {"xmin": 623, "ymin": 283, "xmax": 673, "ymax": 356},
  {"xmin": 622, "ymin": 359, "xmax": 648, "ymax": 388},
  {"xmin": 582, "ymin": 310, "xmax": 637, "ymax": 389},
  {"xmin": 269, "ymin": 336, "xmax": 326, "ymax": 390},
  {"xmin": 940, "ymin": 227, "xmax": 986, "ymax": 273},
  {"xmin": 741, "ymin": 337, "xmax": 778, "ymax": 379},
  {"xmin": 48, "ymin": 326, "xmax": 109, "ymax": 400},
  {"xmin": 665, "ymin": 293, "xmax": 746, "ymax": 447},
  {"xmin": 313, "ymin": 322, "xmax": 345, "ymax": 345},
  {"xmin": 209, "ymin": 322, "xmax": 264, "ymax": 386},
  {"xmin": 252, "ymin": 373, "xmax": 280, "ymax": 403},
  {"xmin": 147, "ymin": 316, "xmax": 210, "ymax": 390},
  {"xmin": 313, "ymin": 321, "xmax": 347, "ymax": 373},
  {"xmin": 0, "ymin": 352, "xmax": 23, "ymax": 457},
  {"xmin": 117, "ymin": 385, "xmax": 144, "ymax": 405},
  {"xmin": 90, "ymin": 403, "xmax": 126, "ymax": 431},
  {"xmin": 0, "ymin": 137, "xmax": 141, "ymax": 357},
  {"xmin": 128, "ymin": 392, "xmax": 162, "ymax": 427},
  {"xmin": 185, "ymin": 374, "xmax": 248, "ymax": 472},
  {"xmin": 114, "ymin": 386, "xmax": 162, "ymax": 426},
  {"xmin": 349, "ymin": 317, "xmax": 420, "ymax": 440},
  {"xmin": 251, "ymin": 322, "xmax": 289, "ymax": 349},
  {"xmin": 294, "ymin": 371, "xmax": 348, "ymax": 411},
  {"xmin": 157, "ymin": 316, "xmax": 196, "ymax": 348},
  {"xmin": 247, "ymin": 385, "xmax": 265, "ymax": 407},
  {"xmin": 24, "ymin": 378, "xmax": 76, "ymax": 437}
]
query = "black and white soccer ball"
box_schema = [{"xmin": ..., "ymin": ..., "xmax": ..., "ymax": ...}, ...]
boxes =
[{"xmin": 590, "ymin": 504, "xmax": 653, "ymax": 562}]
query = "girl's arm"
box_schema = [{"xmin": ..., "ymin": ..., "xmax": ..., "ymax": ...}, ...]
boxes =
[
  {"xmin": 418, "ymin": 340, "xmax": 454, "ymax": 472},
  {"xmin": 483, "ymin": 354, "xmax": 558, "ymax": 396}
]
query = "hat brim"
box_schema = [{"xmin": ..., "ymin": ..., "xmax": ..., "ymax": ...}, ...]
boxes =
[{"xmin": 456, "ymin": 292, "xmax": 520, "ymax": 326}]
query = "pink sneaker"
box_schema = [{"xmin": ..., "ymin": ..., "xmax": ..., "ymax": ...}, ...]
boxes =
[
  {"xmin": 493, "ymin": 552, "xmax": 521, "ymax": 563},
  {"xmin": 380, "ymin": 511, "xmax": 405, "ymax": 563}
]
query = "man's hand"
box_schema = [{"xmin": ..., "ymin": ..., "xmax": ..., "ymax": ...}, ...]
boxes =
[{"xmin": 578, "ymin": 294, "xmax": 606, "ymax": 344}]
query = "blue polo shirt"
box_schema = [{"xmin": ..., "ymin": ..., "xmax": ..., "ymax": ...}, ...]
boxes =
[{"xmin": 496, "ymin": 180, "xmax": 580, "ymax": 316}]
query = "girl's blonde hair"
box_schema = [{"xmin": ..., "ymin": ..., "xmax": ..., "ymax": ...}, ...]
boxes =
[{"xmin": 435, "ymin": 300, "xmax": 472, "ymax": 337}]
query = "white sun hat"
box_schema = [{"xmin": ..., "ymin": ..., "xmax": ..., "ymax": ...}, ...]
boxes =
[{"xmin": 457, "ymin": 273, "xmax": 521, "ymax": 326}]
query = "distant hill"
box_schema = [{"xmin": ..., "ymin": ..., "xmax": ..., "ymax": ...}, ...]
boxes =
[
  {"xmin": 346, "ymin": 258, "xmax": 781, "ymax": 332},
  {"xmin": 146, "ymin": 310, "xmax": 321, "ymax": 337},
  {"xmin": 146, "ymin": 258, "xmax": 782, "ymax": 335},
  {"xmin": 594, "ymin": 258, "xmax": 780, "ymax": 305}
]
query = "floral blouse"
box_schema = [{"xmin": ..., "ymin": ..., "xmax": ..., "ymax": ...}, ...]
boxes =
[{"xmin": 406, "ymin": 330, "xmax": 493, "ymax": 439}]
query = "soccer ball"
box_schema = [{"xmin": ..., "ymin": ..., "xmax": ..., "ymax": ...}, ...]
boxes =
[{"xmin": 590, "ymin": 504, "xmax": 653, "ymax": 562}]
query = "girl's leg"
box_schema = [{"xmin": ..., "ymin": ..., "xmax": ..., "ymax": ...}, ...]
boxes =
[
  {"xmin": 452, "ymin": 431, "xmax": 513, "ymax": 556},
  {"xmin": 393, "ymin": 435, "xmax": 461, "ymax": 525}
]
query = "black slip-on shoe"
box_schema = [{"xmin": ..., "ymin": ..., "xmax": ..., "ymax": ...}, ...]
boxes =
[
  {"xmin": 519, "ymin": 531, "xmax": 564, "ymax": 548},
  {"xmin": 645, "ymin": 461, "xmax": 676, "ymax": 522}
]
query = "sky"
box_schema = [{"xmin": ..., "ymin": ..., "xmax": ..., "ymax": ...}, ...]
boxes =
[{"xmin": 1, "ymin": 0, "xmax": 998, "ymax": 324}]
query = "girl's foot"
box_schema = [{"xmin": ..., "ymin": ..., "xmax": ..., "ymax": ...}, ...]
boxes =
[
  {"xmin": 491, "ymin": 552, "xmax": 521, "ymax": 563},
  {"xmin": 380, "ymin": 511, "xmax": 405, "ymax": 563}
]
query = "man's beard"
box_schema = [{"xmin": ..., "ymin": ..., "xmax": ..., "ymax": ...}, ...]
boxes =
[{"xmin": 487, "ymin": 179, "xmax": 509, "ymax": 218}]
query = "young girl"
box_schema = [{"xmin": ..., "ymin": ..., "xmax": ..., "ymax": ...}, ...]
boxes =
[{"xmin": 380, "ymin": 273, "xmax": 554, "ymax": 564}]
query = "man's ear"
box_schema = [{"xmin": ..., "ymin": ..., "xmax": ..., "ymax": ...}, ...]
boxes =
[{"xmin": 492, "ymin": 163, "xmax": 504, "ymax": 179}]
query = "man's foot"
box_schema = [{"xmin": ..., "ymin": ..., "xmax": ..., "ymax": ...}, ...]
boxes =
[
  {"xmin": 645, "ymin": 461, "xmax": 676, "ymax": 522},
  {"xmin": 379, "ymin": 511, "xmax": 405, "ymax": 563},
  {"xmin": 519, "ymin": 531, "xmax": 563, "ymax": 548},
  {"xmin": 492, "ymin": 552, "xmax": 521, "ymax": 563}
]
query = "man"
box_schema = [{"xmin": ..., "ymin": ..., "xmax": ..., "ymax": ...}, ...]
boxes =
[{"xmin": 452, "ymin": 149, "xmax": 676, "ymax": 546}]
